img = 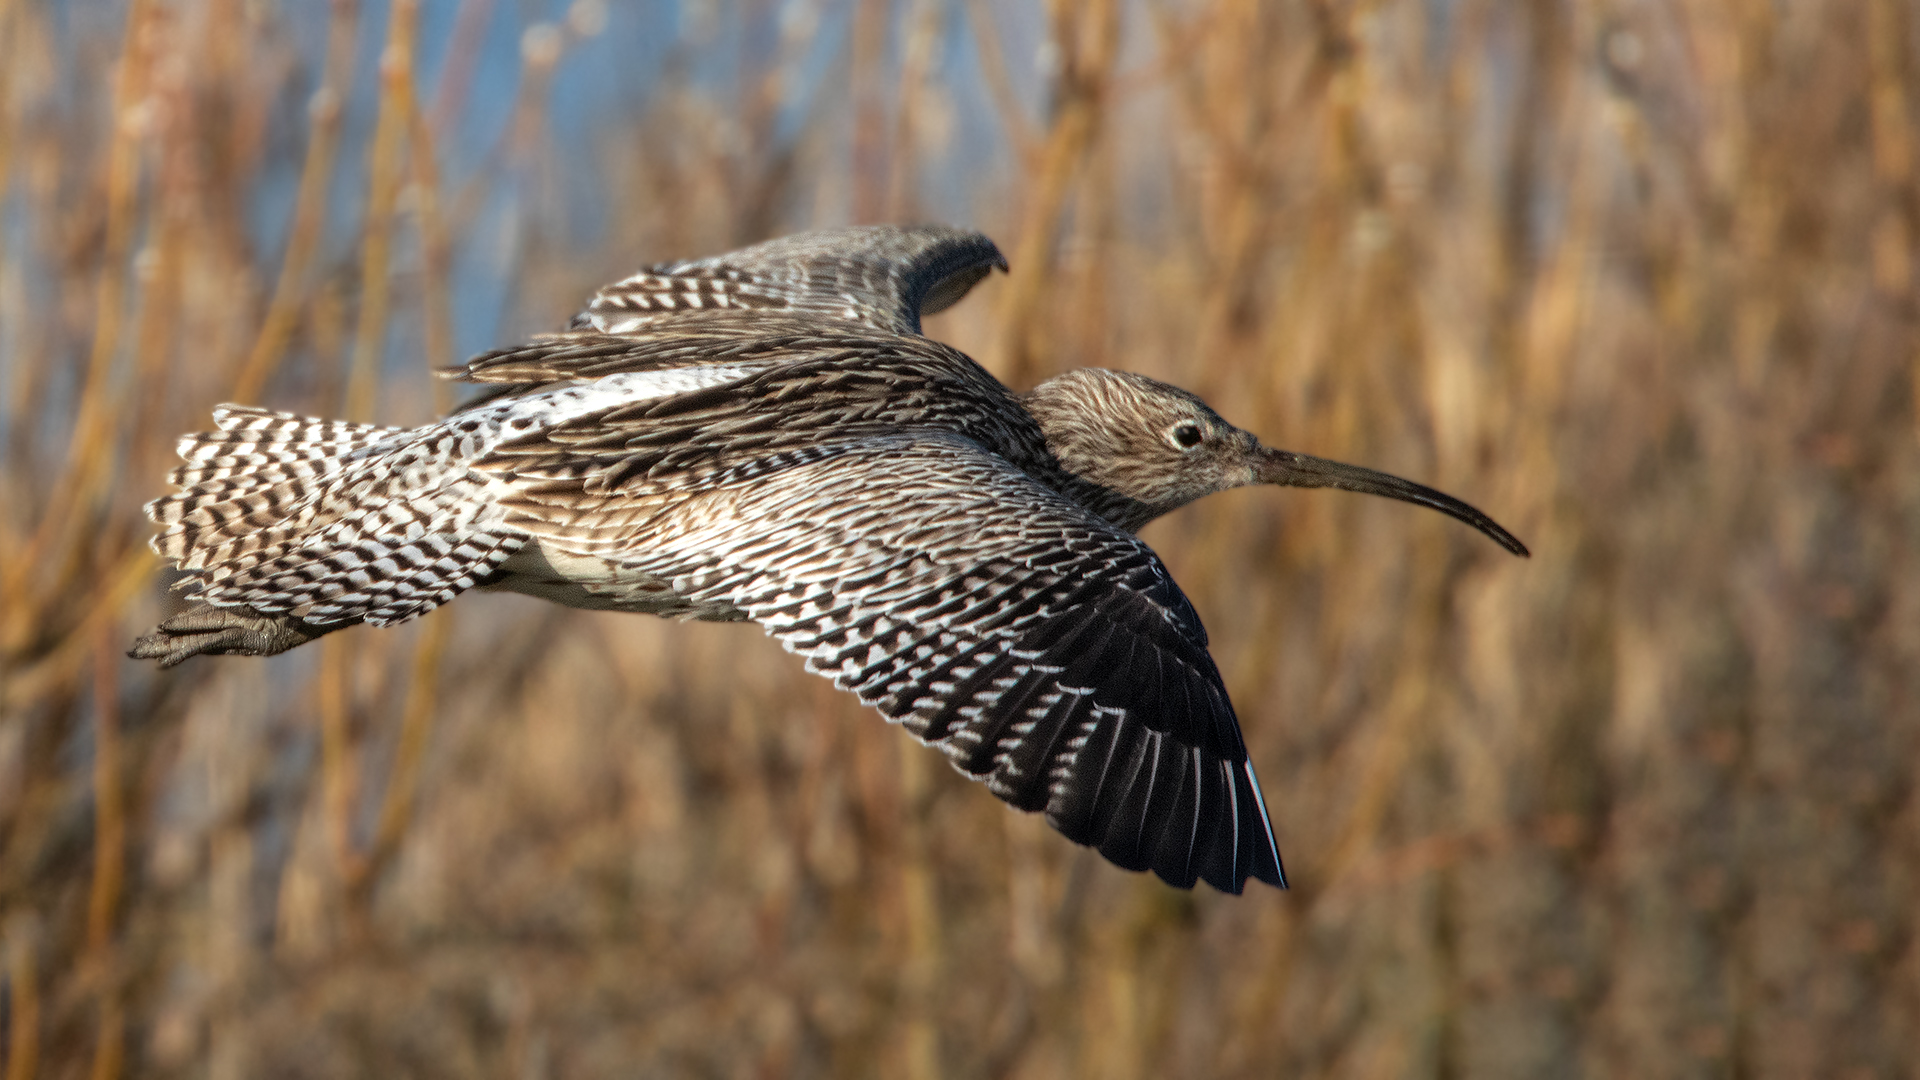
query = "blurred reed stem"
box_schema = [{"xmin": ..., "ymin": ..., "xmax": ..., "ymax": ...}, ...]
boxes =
[
  {"xmin": 849, "ymin": 0, "xmax": 891, "ymax": 220},
  {"xmin": 353, "ymin": 616, "xmax": 450, "ymax": 906},
  {"xmin": 408, "ymin": 93, "xmax": 457, "ymax": 409},
  {"xmin": 344, "ymin": 0, "xmax": 419, "ymax": 424},
  {"xmin": 997, "ymin": 0, "xmax": 1117, "ymax": 386},
  {"xmin": 894, "ymin": 738, "xmax": 943, "ymax": 1080},
  {"xmin": 426, "ymin": 0, "xmax": 494, "ymax": 136},
  {"xmin": 3, "ymin": 914, "xmax": 36, "ymax": 1080},
  {"xmin": 317, "ymin": 635, "xmax": 361, "ymax": 928},
  {"xmin": 885, "ymin": 0, "xmax": 943, "ymax": 219},
  {"xmin": 0, "ymin": 0, "xmax": 16, "ymax": 284},
  {"xmin": 959, "ymin": 0, "xmax": 1035, "ymax": 162},
  {"xmin": 1, "ymin": 549, "xmax": 154, "ymax": 715},
  {"xmin": 86, "ymin": 622, "xmax": 125, "ymax": 1080},
  {"xmin": 231, "ymin": 0, "xmax": 359, "ymax": 405},
  {"xmin": 3, "ymin": 0, "xmax": 155, "ymax": 631}
]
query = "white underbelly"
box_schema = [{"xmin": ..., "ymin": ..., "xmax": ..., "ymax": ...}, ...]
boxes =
[{"xmin": 480, "ymin": 539, "xmax": 748, "ymax": 622}]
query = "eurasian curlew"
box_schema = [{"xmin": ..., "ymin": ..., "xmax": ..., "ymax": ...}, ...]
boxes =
[{"xmin": 132, "ymin": 224, "xmax": 1527, "ymax": 893}]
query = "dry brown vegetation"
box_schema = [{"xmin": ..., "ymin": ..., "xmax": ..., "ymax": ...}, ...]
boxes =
[{"xmin": 2, "ymin": 0, "xmax": 1918, "ymax": 1076}]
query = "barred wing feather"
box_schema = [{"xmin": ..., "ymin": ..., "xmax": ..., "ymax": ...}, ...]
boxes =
[
  {"xmin": 481, "ymin": 431, "xmax": 1286, "ymax": 893},
  {"xmin": 454, "ymin": 318, "xmax": 928, "ymax": 386},
  {"xmin": 571, "ymin": 224, "xmax": 1007, "ymax": 337}
]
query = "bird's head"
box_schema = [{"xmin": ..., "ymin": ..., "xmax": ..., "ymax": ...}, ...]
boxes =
[{"xmin": 1021, "ymin": 368, "xmax": 1529, "ymax": 555}]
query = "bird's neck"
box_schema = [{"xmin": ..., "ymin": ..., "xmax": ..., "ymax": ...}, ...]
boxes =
[{"xmin": 1041, "ymin": 473, "xmax": 1160, "ymax": 535}]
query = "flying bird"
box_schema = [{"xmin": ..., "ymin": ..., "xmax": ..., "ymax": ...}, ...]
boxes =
[{"xmin": 132, "ymin": 225, "xmax": 1528, "ymax": 893}]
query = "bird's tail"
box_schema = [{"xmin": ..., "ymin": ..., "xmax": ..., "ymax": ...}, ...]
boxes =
[{"xmin": 133, "ymin": 405, "xmax": 521, "ymax": 665}]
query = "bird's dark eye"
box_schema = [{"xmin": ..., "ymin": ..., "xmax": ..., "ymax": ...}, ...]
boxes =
[{"xmin": 1171, "ymin": 422, "xmax": 1205, "ymax": 449}]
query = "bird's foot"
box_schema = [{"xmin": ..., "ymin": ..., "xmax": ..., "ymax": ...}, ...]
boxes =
[{"xmin": 129, "ymin": 607, "xmax": 328, "ymax": 667}]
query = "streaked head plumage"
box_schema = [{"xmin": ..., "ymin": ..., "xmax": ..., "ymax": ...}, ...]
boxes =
[
  {"xmin": 1022, "ymin": 368, "xmax": 1530, "ymax": 555},
  {"xmin": 1021, "ymin": 369, "xmax": 1263, "ymax": 531}
]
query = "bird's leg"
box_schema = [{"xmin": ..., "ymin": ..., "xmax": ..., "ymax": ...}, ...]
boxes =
[{"xmin": 128, "ymin": 606, "xmax": 336, "ymax": 667}]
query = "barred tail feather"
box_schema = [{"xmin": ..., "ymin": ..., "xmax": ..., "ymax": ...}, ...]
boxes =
[
  {"xmin": 190, "ymin": 526, "xmax": 521, "ymax": 627},
  {"xmin": 139, "ymin": 407, "xmax": 523, "ymax": 662},
  {"xmin": 148, "ymin": 406, "xmax": 405, "ymax": 548}
]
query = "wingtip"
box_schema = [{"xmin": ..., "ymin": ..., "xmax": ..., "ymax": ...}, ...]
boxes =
[{"xmin": 1242, "ymin": 759, "xmax": 1289, "ymax": 891}]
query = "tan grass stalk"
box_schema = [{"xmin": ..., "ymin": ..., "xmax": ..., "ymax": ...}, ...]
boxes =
[
  {"xmin": 2, "ymin": 914, "xmax": 37, "ymax": 1080},
  {"xmin": 959, "ymin": 0, "xmax": 1036, "ymax": 163},
  {"xmin": 86, "ymin": 622, "xmax": 125, "ymax": 1080},
  {"xmin": 229, "ymin": 0, "xmax": 360, "ymax": 404},
  {"xmin": 2, "ymin": 0, "xmax": 156, "ymax": 632},
  {"xmin": 849, "ymin": 0, "xmax": 892, "ymax": 220},
  {"xmin": 0, "ymin": 548, "xmax": 155, "ymax": 714},
  {"xmin": 317, "ymin": 634, "xmax": 364, "ymax": 929},
  {"xmin": 343, "ymin": 0, "xmax": 420, "ymax": 424},
  {"xmin": 997, "ymin": 0, "xmax": 1117, "ymax": 386}
]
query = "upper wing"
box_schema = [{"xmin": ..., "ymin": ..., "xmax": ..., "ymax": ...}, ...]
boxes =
[
  {"xmin": 444, "ymin": 226, "xmax": 1004, "ymax": 408},
  {"xmin": 571, "ymin": 224, "xmax": 1007, "ymax": 337},
  {"xmin": 451, "ymin": 317, "xmax": 920, "ymax": 386},
  {"xmin": 479, "ymin": 429, "xmax": 1287, "ymax": 893}
]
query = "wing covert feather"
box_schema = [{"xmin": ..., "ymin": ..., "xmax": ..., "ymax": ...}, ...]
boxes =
[{"xmin": 574, "ymin": 224, "xmax": 1007, "ymax": 336}]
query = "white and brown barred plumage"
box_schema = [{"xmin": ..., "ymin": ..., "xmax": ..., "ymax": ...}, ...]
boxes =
[{"xmin": 133, "ymin": 224, "xmax": 1528, "ymax": 894}]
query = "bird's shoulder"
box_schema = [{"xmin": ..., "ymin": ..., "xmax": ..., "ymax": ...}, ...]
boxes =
[{"xmin": 456, "ymin": 333, "xmax": 1054, "ymax": 498}]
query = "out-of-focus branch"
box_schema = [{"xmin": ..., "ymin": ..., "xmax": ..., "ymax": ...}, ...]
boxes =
[
  {"xmin": 408, "ymin": 90, "xmax": 456, "ymax": 411},
  {"xmin": 886, "ymin": 0, "xmax": 944, "ymax": 220},
  {"xmin": 0, "ymin": 0, "xmax": 17, "ymax": 288},
  {"xmin": 86, "ymin": 620, "xmax": 126, "ymax": 1080},
  {"xmin": 358, "ymin": 618, "xmax": 450, "ymax": 895},
  {"xmin": 127, "ymin": 52, "xmax": 191, "ymax": 488},
  {"xmin": 0, "ymin": 549, "xmax": 152, "ymax": 714},
  {"xmin": 895, "ymin": 738, "xmax": 944, "ymax": 1080},
  {"xmin": 344, "ymin": 0, "xmax": 420, "ymax": 425},
  {"xmin": 1, "ymin": 0, "xmax": 156, "ymax": 641},
  {"xmin": 231, "ymin": 0, "xmax": 360, "ymax": 405},
  {"xmin": 960, "ymin": 0, "xmax": 1037, "ymax": 165},
  {"xmin": 427, "ymin": 0, "xmax": 495, "ymax": 137},
  {"xmin": 317, "ymin": 631, "xmax": 365, "ymax": 937},
  {"xmin": 849, "ymin": 0, "xmax": 891, "ymax": 221},
  {"xmin": 3, "ymin": 913, "xmax": 38, "ymax": 1080},
  {"xmin": 998, "ymin": 0, "xmax": 1118, "ymax": 387},
  {"xmin": 1868, "ymin": 0, "xmax": 1914, "ymax": 298}
]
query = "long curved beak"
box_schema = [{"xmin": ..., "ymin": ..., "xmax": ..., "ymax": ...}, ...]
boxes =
[{"xmin": 1256, "ymin": 447, "xmax": 1530, "ymax": 557}]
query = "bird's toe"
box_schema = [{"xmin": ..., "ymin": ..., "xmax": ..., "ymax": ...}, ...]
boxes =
[{"xmin": 129, "ymin": 608, "xmax": 323, "ymax": 666}]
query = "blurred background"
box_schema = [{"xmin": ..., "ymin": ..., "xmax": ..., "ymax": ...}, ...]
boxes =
[{"xmin": 2, "ymin": 0, "xmax": 1917, "ymax": 1076}]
